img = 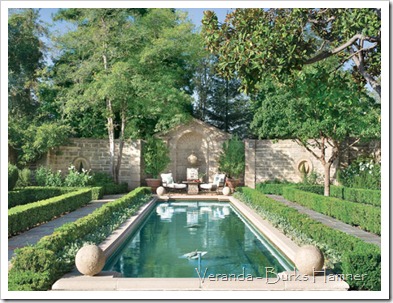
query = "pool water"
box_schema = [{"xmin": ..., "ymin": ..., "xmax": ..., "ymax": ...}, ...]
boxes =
[{"xmin": 104, "ymin": 201, "xmax": 294, "ymax": 278}]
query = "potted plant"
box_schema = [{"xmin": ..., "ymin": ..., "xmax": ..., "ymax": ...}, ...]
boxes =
[
  {"xmin": 142, "ymin": 136, "xmax": 170, "ymax": 191},
  {"xmin": 218, "ymin": 135, "xmax": 245, "ymax": 191}
]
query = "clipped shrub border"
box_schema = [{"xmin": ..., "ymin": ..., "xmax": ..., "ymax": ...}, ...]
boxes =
[
  {"xmin": 8, "ymin": 187, "xmax": 76, "ymax": 208},
  {"xmin": 8, "ymin": 187, "xmax": 152, "ymax": 291},
  {"xmin": 236, "ymin": 187, "xmax": 381, "ymax": 291},
  {"xmin": 282, "ymin": 187, "xmax": 380, "ymax": 235},
  {"xmin": 292, "ymin": 185, "xmax": 381, "ymax": 207},
  {"xmin": 255, "ymin": 183, "xmax": 295, "ymax": 195},
  {"xmin": 8, "ymin": 187, "xmax": 102, "ymax": 237},
  {"xmin": 101, "ymin": 182, "xmax": 129, "ymax": 195}
]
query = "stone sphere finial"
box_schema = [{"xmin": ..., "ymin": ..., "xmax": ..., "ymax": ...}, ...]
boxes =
[
  {"xmin": 295, "ymin": 245, "xmax": 324, "ymax": 275},
  {"xmin": 75, "ymin": 245, "xmax": 106, "ymax": 276},
  {"xmin": 156, "ymin": 186, "xmax": 166, "ymax": 196},
  {"xmin": 222, "ymin": 187, "xmax": 231, "ymax": 196}
]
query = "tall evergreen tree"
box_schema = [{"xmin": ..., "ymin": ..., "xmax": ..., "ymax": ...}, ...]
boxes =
[{"xmin": 192, "ymin": 56, "xmax": 252, "ymax": 138}]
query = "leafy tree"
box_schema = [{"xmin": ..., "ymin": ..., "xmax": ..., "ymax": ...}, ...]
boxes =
[
  {"xmin": 8, "ymin": 9, "xmax": 71, "ymax": 165},
  {"xmin": 251, "ymin": 60, "xmax": 380, "ymax": 196},
  {"xmin": 8, "ymin": 9, "xmax": 44, "ymax": 117},
  {"xmin": 51, "ymin": 8, "xmax": 201, "ymax": 182},
  {"xmin": 202, "ymin": 8, "xmax": 381, "ymax": 97},
  {"xmin": 192, "ymin": 56, "xmax": 253, "ymax": 138}
]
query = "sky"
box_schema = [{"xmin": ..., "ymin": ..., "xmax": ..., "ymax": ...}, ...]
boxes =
[{"xmin": 38, "ymin": 8, "xmax": 232, "ymax": 34}]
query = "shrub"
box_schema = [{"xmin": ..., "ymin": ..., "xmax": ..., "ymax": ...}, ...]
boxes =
[
  {"xmin": 90, "ymin": 171, "xmax": 128, "ymax": 194},
  {"xmin": 143, "ymin": 137, "xmax": 170, "ymax": 179},
  {"xmin": 218, "ymin": 135, "xmax": 245, "ymax": 179},
  {"xmin": 8, "ymin": 187, "xmax": 101, "ymax": 236},
  {"xmin": 8, "ymin": 247, "xmax": 60, "ymax": 291},
  {"xmin": 35, "ymin": 166, "xmax": 63, "ymax": 187},
  {"xmin": 342, "ymin": 187, "xmax": 381, "ymax": 207},
  {"xmin": 9, "ymin": 187, "xmax": 151, "ymax": 291},
  {"xmin": 256, "ymin": 181, "xmax": 294, "ymax": 195},
  {"xmin": 15, "ymin": 168, "xmax": 32, "ymax": 188},
  {"xmin": 236, "ymin": 187, "xmax": 381, "ymax": 290},
  {"xmin": 282, "ymin": 187, "xmax": 380, "ymax": 235},
  {"xmin": 291, "ymin": 185, "xmax": 380, "ymax": 207},
  {"xmin": 338, "ymin": 158, "xmax": 381, "ymax": 190},
  {"xmin": 8, "ymin": 187, "xmax": 76, "ymax": 208},
  {"xmin": 8, "ymin": 164, "xmax": 19, "ymax": 191},
  {"xmin": 64, "ymin": 165, "xmax": 92, "ymax": 187}
]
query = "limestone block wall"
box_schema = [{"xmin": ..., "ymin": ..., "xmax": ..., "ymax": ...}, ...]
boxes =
[
  {"xmin": 41, "ymin": 138, "xmax": 141, "ymax": 189},
  {"xmin": 244, "ymin": 139, "xmax": 338, "ymax": 188}
]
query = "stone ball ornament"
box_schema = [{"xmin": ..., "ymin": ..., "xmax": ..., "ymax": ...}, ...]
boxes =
[
  {"xmin": 156, "ymin": 186, "xmax": 166, "ymax": 196},
  {"xmin": 294, "ymin": 245, "xmax": 324, "ymax": 276},
  {"xmin": 187, "ymin": 152, "xmax": 198, "ymax": 166},
  {"xmin": 222, "ymin": 187, "xmax": 231, "ymax": 196},
  {"xmin": 75, "ymin": 245, "xmax": 106, "ymax": 276}
]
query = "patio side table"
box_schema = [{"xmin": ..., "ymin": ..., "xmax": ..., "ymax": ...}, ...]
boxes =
[{"xmin": 182, "ymin": 181, "xmax": 200, "ymax": 195}]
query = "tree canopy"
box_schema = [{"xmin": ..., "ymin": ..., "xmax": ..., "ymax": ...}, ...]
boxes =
[
  {"xmin": 49, "ymin": 8, "xmax": 202, "ymax": 180},
  {"xmin": 202, "ymin": 8, "xmax": 381, "ymax": 97},
  {"xmin": 8, "ymin": 9, "xmax": 71, "ymax": 165},
  {"xmin": 251, "ymin": 59, "xmax": 380, "ymax": 195}
]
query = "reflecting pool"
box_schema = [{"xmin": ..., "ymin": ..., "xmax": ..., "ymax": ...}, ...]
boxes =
[{"xmin": 104, "ymin": 201, "xmax": 294, "ymax": 278}]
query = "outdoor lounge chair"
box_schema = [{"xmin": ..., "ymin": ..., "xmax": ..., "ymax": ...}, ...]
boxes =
[
  {"xmin": 200, "ymin": 173, "xmax": 226, "ymax": 193},
  {"xmin": 161, "ymin": 173, "xmax": 187, "ymax": 192}
]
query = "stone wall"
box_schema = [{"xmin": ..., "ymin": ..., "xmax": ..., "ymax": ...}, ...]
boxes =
[
  {"xmin": 37, "ymin": 122, "xmax": 379, "ymax": 191},
  {"xmin": 39, "ymin": 138, "xmax": 141, "ymax": 189},
  {"xmin": 158, "ymin": 119, "xmax": 231, "ymax": 183},
  {"xmin": 244, "ymin": 139, "xmax": 338, "ymax": 188}
]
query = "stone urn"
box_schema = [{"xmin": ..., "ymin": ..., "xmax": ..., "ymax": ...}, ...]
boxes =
[{"xmin": 187, "ymin": 152, "xmax": 198, "ymax": 166}]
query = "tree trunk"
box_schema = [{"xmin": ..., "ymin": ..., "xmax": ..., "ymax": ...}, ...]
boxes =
[
  {"xmin": 114, "ymin": 108, "xmax": 126, "ymax": 183},
  {"xmin": 323, "ymin": 162, "xmax": 332, "ymax": 197},
  {"xmin": 106, "ymin": 105, "xmax": 116, "ymax": 179}
]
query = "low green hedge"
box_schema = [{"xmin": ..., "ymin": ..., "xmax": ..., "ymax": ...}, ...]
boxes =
[
  {"xmin": 8, "ymin": 187, "xmax": 152, "ymax": 291},
  {"xmin": 8, "ymin": 187, "xmax": 102, "ymax": 237},
  {"xmin": 282, "ymin": 187, "xmax": 380, "ymax": 235},
  {"xmin": 101, "ymin": 182, "xmax": 129, "ymax": 195},
  {"xmin": 342, "ymin": 187, "xmax": 381, "ymax": 206},
  {"xmin": 256, "ymin": 183, "xmax": 295, "ymax": 195},
  {"xmin": 291, "ymin": 185, "xmax": 380, "ymax": 206},
  {"xmin": 236, "ymin": 187, "xmax": 381, "ymax": 291},
  {"xmin": 8, "ymin": 187, "xmax": 76, "ymax": 208}
]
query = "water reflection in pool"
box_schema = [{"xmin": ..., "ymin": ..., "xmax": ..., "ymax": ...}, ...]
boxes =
[{"xmin": 104, "ymin": 201, "xmax": 293, "ymax": 278}]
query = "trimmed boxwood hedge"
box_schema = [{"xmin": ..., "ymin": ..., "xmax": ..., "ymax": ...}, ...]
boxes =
[
  {"xmin": 255, "ymin": 183, "xmax": 295, "ymax": 195},
  {"xmin": 101, "ymin": 182, "xmax": 129, "ymax": 195},
  {"xmin": 236, "ymin": 187, "xmax": 381, "ymax": 291},
  {"xmin": 282, "ymin": 187, "xmax": 380, "ymax": 235},
  {"xmin": 8, "ymin": 187, "xmax": 102, "ymax": 237},
  {"xmin": 8, "ymin": 187, "xmax": 76, "ymax": 208},
  {"xmin": 8, "ymin": 187, "xmax": 151, "ymax": 291},
  {"xmin": 342, "ymin": 187, "xmax": 381, "ymax": 206},
  {"xmin": 292, "ymin": 185, "xmax": 381, "ymax": 207}
]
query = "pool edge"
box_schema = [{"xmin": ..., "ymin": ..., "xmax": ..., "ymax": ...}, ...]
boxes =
[{"xmin": 51, "ymin": 194, "xmax": 349, "ymax": 291}]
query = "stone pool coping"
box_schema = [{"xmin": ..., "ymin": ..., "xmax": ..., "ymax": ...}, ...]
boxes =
[{"xmin": 51, "ymin": 194, "xmax": 349, "ymax": 291}]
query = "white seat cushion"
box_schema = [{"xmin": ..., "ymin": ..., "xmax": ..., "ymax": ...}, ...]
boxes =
[
  {"xmin": 166, "ymin": 183, "xmax": 186, "ymax": 189},
  {"xmin": 161, "ymin": 173, "xmax": 173, "ymax": 185},
  {"xmin": 200, "ymin": 183, "xmax": 213, "ymax": 190}
]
